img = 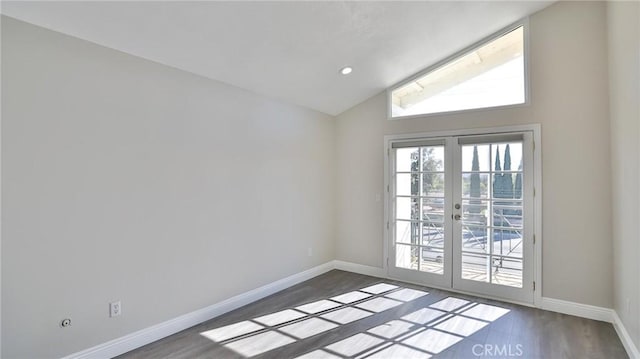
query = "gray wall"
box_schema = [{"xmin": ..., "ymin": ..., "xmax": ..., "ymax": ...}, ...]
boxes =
[
  {"xmin": 335, "ymin": 1, "xmax": 613, "ymax": 308},
  {"xmin": 608, "ymin": 0, "xmax": 640, "ymax": 350},
  {"xmin": 1, "ymin": 16, "xmax": 335, "ymax": 358}
]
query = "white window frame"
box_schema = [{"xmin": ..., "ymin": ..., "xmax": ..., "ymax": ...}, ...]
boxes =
[
  {"xmin": 383, "ymin": 124, "xmax": 542, "ymax": 308},
  {"xmin": 387, "ymin": 18, "xmax": 530, "ymax": 120}
]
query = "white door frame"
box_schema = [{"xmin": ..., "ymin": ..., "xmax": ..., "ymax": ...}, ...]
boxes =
[{"xmin": 383, "ymin": 124, "xmax": 542, "ymax": 307}]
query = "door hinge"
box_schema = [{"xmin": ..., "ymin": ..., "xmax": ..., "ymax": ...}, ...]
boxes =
[
  {"xmin": 386, "ymin": 221, "xmax": 389, "ymax": 230},
  {"xmin": 533, "ymin": 234, "xmax": 536, "ymax": 244},
  {"xmin": 386, "ymin": 257, "xmax": 389, "ymax": 267},
  {"xmin": 533, "ymin": 141, "xmax": 535, "ymax": 151},
  {"xmin": 387, "ymin": 148, "xmax": 390, "ymax": 156},
  {"xmin": 533, "ymin": 281, "xmax": 536, "ymax": 291},
  {"xmin": 533, "ymin": 187, "xmax": 536, "ymax": 197},
  {"xmin": 387, "ymin": 185, "xmax": 390, "ymax": 193}
]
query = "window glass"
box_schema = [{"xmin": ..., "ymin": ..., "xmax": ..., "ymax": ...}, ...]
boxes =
[{"xmin": 391, "ymin": 26, "xmax": 525, "ymax": 118}]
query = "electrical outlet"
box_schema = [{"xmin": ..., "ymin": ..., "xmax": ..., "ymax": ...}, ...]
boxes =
[{"xmin": 110, "ymin": 301, "xmax": 121, "ymax": 317}]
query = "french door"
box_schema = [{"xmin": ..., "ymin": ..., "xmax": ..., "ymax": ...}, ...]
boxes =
[{"xmin": 388, "ymin": 132, "xmax": 535, "ymax": 303}]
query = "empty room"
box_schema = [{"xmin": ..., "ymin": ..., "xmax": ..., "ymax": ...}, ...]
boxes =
[{"xmin": 1, "ymin": 1, "xmax": 639, "ymax": 358}]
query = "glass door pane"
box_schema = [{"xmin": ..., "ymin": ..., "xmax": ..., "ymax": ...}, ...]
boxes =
[
  {"xmin": 389, "ymin": 143, "xmax": 451, "ymax": 287},
  {"xmin": 459, "ymin": 142, "xmax": 524, "ymax": 287},
  {"xmin": 453, "ymin": 135, "xmax": 533, "ymax": 303}
]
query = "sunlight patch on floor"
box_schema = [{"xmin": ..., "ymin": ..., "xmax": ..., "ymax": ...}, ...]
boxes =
[
  {"xmin": 402, "ymin": 308, "xmax": 448, "ymax": 325},
  {"xmin": 433, "ymin": 314, "xmax": 489, "ymax": 336},
  {"xmin": 366, "ymin": 343, "xmax": 432, "ymax": 359},
  {"xmin": 279, "ymin": 317, "xmax": 338, "ymax": 339},
  {"xmin": 200, "ymin": 320, "xmax": 263, "ymax": 342},
  {"xmin": 320, "ymin": 307, "xmax": 372, "ymax": 324},
  {"xmin": 325, "ymin": 333, "xmax": 385, "ymax": 357},
  {"xmin": 384, "ymin": 288, "xmax": 428, "ymax": 302},
  {"xmin": 367, "ymin": 319, "xmax": 418, "ymax": 339},
  {"xmin": 294, "ymin": 349, "xmax": 342, "ymax": 359},
  {"xmin": 429, "ymin": 297, "xmax": 471, "ymax": 311},
  {"xmin": 224, "ymin": 330, "xmax": 296, "ymax": 357},
  {"xmin": 295, "ymin": 299, "xmax": 342, "ymax": 314},
  {"xmin": 360, "ymin": 283, "xmax": 399, "ymax": 294},
  {"xmin": 253, "ymin": 308, "xmax": 306, "ymax": 326},
  {"xmin": 330, "ymin": 290, "xmax": 372, "ymax": 304},
  {"xmin": 460, "ymin": 303, "xmax": 510, "ymax": 321},
  {"xmin": 198, "ymin": 281, "xmax": 511, "ymax": 359},
  {"xmin": 401, "ymin": 328, "xmax": 464, "ymax": 354},
  {"xmin": 355, "ymin": 297, "xmax": 403, "ymax": 313}
]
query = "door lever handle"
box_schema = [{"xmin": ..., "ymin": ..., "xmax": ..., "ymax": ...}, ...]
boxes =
[{"xmin": 454, "ymin": 214, "xmax": 461, "ymax": 221}]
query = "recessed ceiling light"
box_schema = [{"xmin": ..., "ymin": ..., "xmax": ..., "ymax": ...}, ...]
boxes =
[{"xmin": 340, "ymin": 66, "xmax": 353, "ymax": 75}]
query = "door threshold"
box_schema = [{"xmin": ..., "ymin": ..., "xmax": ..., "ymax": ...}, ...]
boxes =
[{"xmin": 386, "ymin": 273, "xmax": 536, "ymax": 309}]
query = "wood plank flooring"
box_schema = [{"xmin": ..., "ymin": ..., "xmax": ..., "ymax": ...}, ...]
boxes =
[{"xmin": 118, "ymin": 270, "xmax": 627, "ymax": 359}]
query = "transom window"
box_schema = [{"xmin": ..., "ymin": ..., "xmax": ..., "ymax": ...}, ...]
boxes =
[{"xmin": 390, "ymin": 23, "xmax": 527, "ymax": 118}]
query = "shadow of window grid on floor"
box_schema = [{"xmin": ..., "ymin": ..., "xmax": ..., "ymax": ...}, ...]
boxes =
[{"xmin": 200, "ymin": 282, "xmax": 510, "ymax": 358}]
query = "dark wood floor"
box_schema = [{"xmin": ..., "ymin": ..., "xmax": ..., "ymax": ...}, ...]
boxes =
[{"xmin": 119, "ymin": 270, "xmax": 627, "ymax": 359}]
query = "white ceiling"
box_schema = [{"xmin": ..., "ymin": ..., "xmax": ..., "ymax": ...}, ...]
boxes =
[{"xmin": 1, "ymin": 1, "xmax": 553, "ymax": 116}]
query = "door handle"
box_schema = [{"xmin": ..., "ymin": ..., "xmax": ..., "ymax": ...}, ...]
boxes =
[{"xmin": 454, "ymin": 214, "xmax": 461, "ymax": 221}]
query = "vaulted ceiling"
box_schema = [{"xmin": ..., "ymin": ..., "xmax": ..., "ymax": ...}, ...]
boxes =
[{"xmin": 1, "ymin": 1, "xmax": 553, "ymax": 115}]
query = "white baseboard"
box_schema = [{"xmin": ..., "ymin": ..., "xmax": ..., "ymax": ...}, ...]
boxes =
[
  {"xmin": 540, "ymin": 297, "xmax": 613, "ymax": 323},
  {"xmin": 540, "ymin": 297, "xmax": 638, "ymax": 359},
  {"xmin": 333, "ymin": 260, "xmax": 386, "ymax": 278},
  {"xmin": 612, "ymin": 311, "xmax": 640, "ymax": 359},
  {"xmin": 63, "ymin": 261, "xmax": 334, "ymax": 359},
  {"xmin": 506, "ymin": 297, "xmax": 640, "ymax": 358}
]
